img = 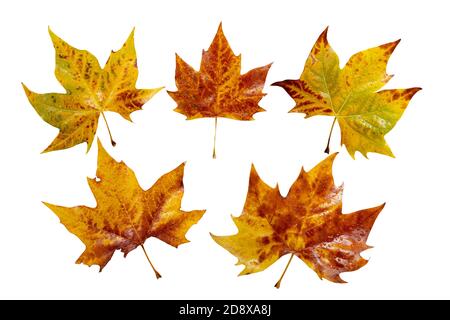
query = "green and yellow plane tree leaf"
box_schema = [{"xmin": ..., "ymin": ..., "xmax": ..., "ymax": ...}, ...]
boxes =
[
  {"xmin": 272, "ymin": 28, "xmax": 421, "ymax": 158},
  {"xmin": 23, "ymin": 28, "xmax": 162, "ymax": 153},
  {"xmin": 167, "ymin": 23, "xmax": 271, "ymax": 158},
  {"xmin": 212, "ymin": 154, "xmax": 384, "ymax": 287},
  {"xmin": 44, "ymin": 140, "xmax": 205, "ymax": 277}
]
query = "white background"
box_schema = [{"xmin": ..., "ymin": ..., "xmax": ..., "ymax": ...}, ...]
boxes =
[{"xmin": 0, "ymin": 0, "xmax": 448, "ymax": 299}]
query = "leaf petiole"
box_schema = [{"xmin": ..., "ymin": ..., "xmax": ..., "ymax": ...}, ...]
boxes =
[
  {"xmin": 101, "ymin": 112, "xmax": 116, "ymax": 147},
  {"xmin": 274, "ymin": 253, "xmax": 294, "ymax": 289},
  {"xmin": 140, "ymin": 245, "xmax": 161, "ymax": 279},
  {"xmin": 324, "ymin": 117, "xmax": 337, "ymax": 154},
  {"xmin": 213, "ymin": 117, "xmax": 218, "ymax": 159}
]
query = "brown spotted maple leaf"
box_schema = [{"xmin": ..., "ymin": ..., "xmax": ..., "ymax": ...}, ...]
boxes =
[
  {"xmin": 44, "ymin": 140, "xmax": 205, "ymax": 277},
  {"xmin": 168, "ymin": 23, "xmax": 271, "ymax": 158},
  {"xmin": 272, "ymin": 27, "xmax": 420, "ymax": 158},
  {"xmin": 212, "ymin": 154, "xmax": 384, "ymax": 287},
  {"xmin": 23, "ymin": 28, "xmax": 162, "ymax": 153}
]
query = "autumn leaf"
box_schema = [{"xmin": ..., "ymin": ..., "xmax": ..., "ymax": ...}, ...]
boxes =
[
  {"xmin": 168, "ymin": 23, "xmax": 271, "ymax": 158},
  {"xmin": 44, "ymin": 140, "xmax": 205, "ymax": 277},
  {"xmin": 212, "ymin": 154, "xmax": 384, "ymax": 287},
  {"xmin": 272, "ymin": 27, "xmax": 421, "ymax": 158},
  {"xmin": 23, "ymin": 28, "xmax": 162, "ymax": 153}
]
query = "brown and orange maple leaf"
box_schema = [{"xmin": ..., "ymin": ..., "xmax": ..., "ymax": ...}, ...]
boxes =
[
  {"xmin": 44, "ymin": 140, "xmax": 205, "ymax": 277},
  {"xmin": 212, "ymin": 154, "xmax": 384, "ymax": 287},
  {"xmin": 168, "ymin": 23, "xmax": 271, "ymax": 158}
]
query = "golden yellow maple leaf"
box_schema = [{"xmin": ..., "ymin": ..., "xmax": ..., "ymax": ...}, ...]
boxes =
[
  {"xmin": 44, "ymin": 140, "xmax": 205, "ymax": 277},
  {"xmin": 23, "ymin": 28, "xmax": 162, "ymax": 153},
  {"xmin": 212, "ymin": 154, "xmax": 384, "ymax": 287},
  {"xmin": 273, "ymin": 28, "xmax": 421, "ymax": 158}
]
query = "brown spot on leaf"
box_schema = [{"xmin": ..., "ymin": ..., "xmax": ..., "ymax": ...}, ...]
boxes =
[{"xmin": 259, "ymin": 252, "xmax": 267, "ymax": 261}]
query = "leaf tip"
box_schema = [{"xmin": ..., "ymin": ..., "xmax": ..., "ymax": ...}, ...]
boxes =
[
  {"xmin": 174, "ymin": 52, "xmax": 186, "ymax": 65},
  {"xmin": 177, "ymin": 161, "xmax": 187, "ymax": 172},
  {"xmin": 126, "ymin": 27, "xmax": 136, "ymax": 44},
  {"xmin": 249, "ymin": 163, "xmax": 261, "ymax": 181},
  {"xmin": 96, "ymin": 138, "xmax": 109, "ymax": 162},
  {"xmin": 214, "ymin": 21, "xmax": 227, "ymax": 43},
  {"xmin": 322, "ymin": 152, "xmax": 339, "ymax": 166},
  {"xmin": 271, "ymin": 81, "xmax": 281, "ymax": 87},
  {"xmin": 335, "ymin": 277, "xmax": 347, "ymax": 284},
  {"xmin": 299, "ymin": 166, "xmax": 306, "ymax": 176},
  {"xmin": 47, "ymin": 26, "xmax": 59, "ymax": 43},
  {"xmin": 409, "ymin": 87, "xmax": 423, "ymax": 96},
  {"xmin": 41, "ymin": 147, "xmax": 52, "ymax": 154},
  {"xmin": 345, "ymin": 146, "xmax": 357, "ymax": 159},
  {"xmin": 380, "ymin": 38, "xmax": 401, "ymax": 56},
  {"xmin": 328, "ymin": 152, "xmax": 339, "ymax": 161},
  {"xmin": 271, "ymin": 79, "xmax": 293, "ymax": 89},
  {"xmin": 390, "ymin": 38, "xmax": 401, "ymax": 51},
  {"xmin": 319, "ymin": 26, "xmax": 330, "ymax": 42},
  {"xmin": 21, "ymin": 82, "xmax": 31, "ymax": 95},
  {"xmin": 237, "ymin": 269, "xmax": 249, "ymax": 277},
  {"xmin": 86, "ymin": 139, "xmax": 95, "ymax": 153},
  {"xmin": 42, "ymin": 201, "xmax": 52, "ymax": 209},
  {"xmin": 271, "ymin": 80, "xmax": 288, "ymax": 89}
]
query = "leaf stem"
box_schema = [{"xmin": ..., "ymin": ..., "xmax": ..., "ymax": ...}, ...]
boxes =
[
  {"xmin": 212, "ymin": 117, "xmax": 218, "ymax": 159},
  {"xmin": 140, "ymin": 245, "xmax": 161, "ymax": 279},
  {"xmin": 274, "ymin": 253, "xmax": 294, "ymax": 289},
  {"xmin": 324, "ymin": 117, "xmax": 337, "ymax": 154},
  {"xmin": 101, "ymin": 112, "xmax": 116, "ymax": 147}
]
